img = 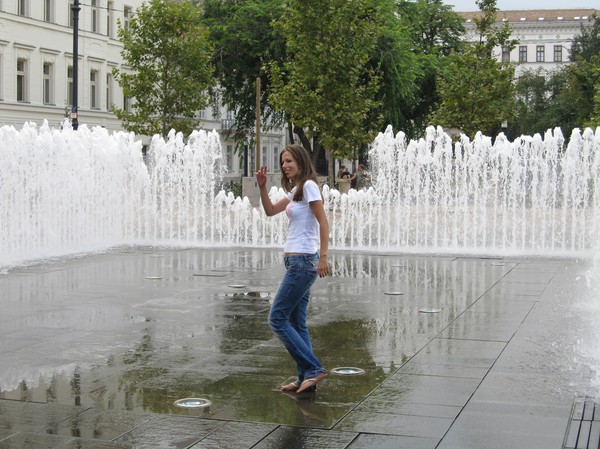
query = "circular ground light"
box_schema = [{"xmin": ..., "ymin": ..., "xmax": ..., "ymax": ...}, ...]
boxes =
[
  {"xmin": 419, "ymin": 308, "xmax": 441, "ymax": 313},
  {"xmin": 173, "ymin": 398, "xmax": 211, "ymax": 409},
  {"xmin": 384, "ymin": 291, "xmax": 404, "ymax": 295},
  {"xmin": 246, "ymin": 291, "xmax": 270, "ymax": 299},
  {"xmin": 145, "ymin": 276, "xmax": 163, "ymax": 280},
  {"xmin": 331, "ymin": 367, "xmax": 365, "ymax": 376}
]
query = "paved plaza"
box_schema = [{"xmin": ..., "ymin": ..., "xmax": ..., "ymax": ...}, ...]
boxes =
[{"xmin": 1, "ymin": 248, "xmax": 599, "ymax": 448}]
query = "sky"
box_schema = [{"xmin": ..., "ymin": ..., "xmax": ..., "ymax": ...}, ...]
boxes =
[{"xmin": 445, "ymin": 0, "xmax": 599, "ymax": 11}]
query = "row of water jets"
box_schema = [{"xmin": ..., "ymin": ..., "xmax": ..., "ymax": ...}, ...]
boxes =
[{"xmin": 1, "ymin": 121, "xmax": 599, "ymax": 267}]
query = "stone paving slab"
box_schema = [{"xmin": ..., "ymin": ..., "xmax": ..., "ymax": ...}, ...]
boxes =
[{"xmin": 0, "ymin": 248, "xmax": 599, "ymax": 448}]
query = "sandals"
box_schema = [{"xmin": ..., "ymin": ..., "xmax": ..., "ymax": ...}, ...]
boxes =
[
  {"xmin": 281, "ymin": 381, "xmax": 301, "ymax": 392},
  {"xmin": 280, "ymin": 377, "xmax": 321, "ymax": 393},
  {"xmin": 296, "ymin": 372, "xmax": 328, "ymax": 394}
]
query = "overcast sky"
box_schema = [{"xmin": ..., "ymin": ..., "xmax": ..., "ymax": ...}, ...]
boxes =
[{"xmin": 446, "ymin": 0, "xmax": 599, "ymax": 11}]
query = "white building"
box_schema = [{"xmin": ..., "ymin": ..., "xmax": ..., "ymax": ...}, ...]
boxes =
[
  {"xmin": 459, "ymin": 8, "xmax": 600, "ymax": 76},
  {"xmin": 0, "ymin": 1, "xmax": 285, "ymax": 181}
]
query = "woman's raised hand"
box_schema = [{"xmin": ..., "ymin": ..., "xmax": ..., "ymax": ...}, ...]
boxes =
[{"xmin": 256, "ymin": 166, "xmax": 268, "ymax": 188}]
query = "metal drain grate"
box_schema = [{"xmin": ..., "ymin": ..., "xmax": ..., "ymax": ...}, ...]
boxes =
[{"xmin": 563, "ymin": 398, "xmax": 600, "ymax": 449}]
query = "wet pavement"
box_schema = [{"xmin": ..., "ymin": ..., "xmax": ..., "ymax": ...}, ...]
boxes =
[{"xmin": 1, "ymin": 248, "xmax": 599, "ymax": 449}]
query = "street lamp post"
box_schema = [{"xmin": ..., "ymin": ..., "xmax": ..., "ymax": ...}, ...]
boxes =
[{"xmin": 71, "ymin": 0, "xmax": 80, "ymax": 130}]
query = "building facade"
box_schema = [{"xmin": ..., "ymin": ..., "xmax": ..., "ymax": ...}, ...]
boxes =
[
  {"xmin": 0, "ymin": 0, "xmax": 285, "ymax": 181},
  {"xmin": 459, "ymin": 9, "xmax": 599, "ymax": 77}
]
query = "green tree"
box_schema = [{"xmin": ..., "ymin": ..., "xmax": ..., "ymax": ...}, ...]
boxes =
[
  {"xmin": 590, "ymin": 77, "xmax": 600, "ymax": 127},
  {"xmin": 202, "ymin": 0, "xmax": 287, "ymax": 151},
  {"xmin": 395, "ymin": 0, "xmax": 465, "ymax": 138},
  {"xmin": 513, "ymin": 69, "xmax": 555, "ymax": 136},
  {"xmin": 268, "ymin": 0, "xmax": 383, "ymax": 173},
  {"xmin": 429, "ymin": 0, "xmax": 517, "ymax": 138},
  {"xmin": 113, "ymin": 0, "xmax": 214, "ymax": 137},
  {"xmin": 568, "ymin": 15, "xmax": 600, "ymax": 129},
  {"xmin": 571, "ymin": 14, "xmax": 600, "ymax": 62}
]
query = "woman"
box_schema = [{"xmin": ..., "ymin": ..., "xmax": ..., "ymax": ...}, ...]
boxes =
[{"xmin": 256, "ymin": 144, "xmax": 330, "ymax": 394}]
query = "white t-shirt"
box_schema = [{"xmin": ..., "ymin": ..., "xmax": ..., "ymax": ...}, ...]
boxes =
[{"xmin": 284, "ymin": 180, "xmax": 321, "ymax": 253}]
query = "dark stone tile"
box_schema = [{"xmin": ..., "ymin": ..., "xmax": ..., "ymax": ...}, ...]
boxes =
[
  {"xmin": 495, "ymin": 282, "xmax": 547, "ymax": 296},
  {"xmin": 407, "ymin": 338, "xmax": 505, "ymax": 368},
  {"xmin": 366, "ymin": 374, "xmax": 481, "ymax": 408},
  {"xmin": 398, "ymin": 362, "xmax": 488, "ymax": 379},
  {"xmin": 0, "ymin": 430, "xmax": 17, "ymax": 442},
  {"xmin": 347, "ymin": 433, "xmax": 438, "ymax": 449},
  {"xmin": 467, "ymin": 371, "xmax": 585, "ymax": 406},
  {"xmin": 439, "ymin": 322, "xmax": 516, "ymax": 341},
  {"xmin": 465, "ymin": 299, "xmax": 537, "ymax": 323},
  {"xmin": 588, "ymin": 421, "xmax": 600, "ymax": 448},
  {"xmin": 0, "ymin": 432, "xmax": 131, "ymax": 449},
  {"xmin": 0, "ymin": 400, "xmax": 85, "ymax": 434},
  {"xmin": 114, "ymin": 415, "xmax": 223, "ymax": 448},
  {"xmin": 354, "ymin": 400, "xmax": 461, "ymax": 419},
  {"xmin": 437, "ymin": 400, "xmax": 572, "ymax": 449},
  {"xmin": 252, "ymin": 426, "xmax": 357, "ymax": 449},
  {"xmin": 501, "ymin": 272, "xmax": 554, "ymax": 283},
  {"xmin": 189, "ymin": 421, "xmax": 277, "ymax": 448},
  {"xmin": 335, "ymin": 410, "xmax": 453, "ymax": 439},
  {"xmin": 49, "ymin": 408, "xmax": 155, "ymax": 440}
]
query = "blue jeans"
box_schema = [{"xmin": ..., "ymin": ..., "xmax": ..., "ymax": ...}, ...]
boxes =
[{"xmin": 269, "ymin": 253, "xmax": 326, "ymax": 381}]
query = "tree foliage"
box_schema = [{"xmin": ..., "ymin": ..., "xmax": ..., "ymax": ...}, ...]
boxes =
[
  {"xmin": 395, "ymin": 0, "xmax": 465, "ymax": 138},
  {"xmin": 429, "ymin": 0, "xmax": 517, "ymax": 137},
  {"xmin": 268, "ymin": 0, "xmax": 383, "ymax": 162},
  {"xmin": 513, "ymin": 69, "xmax": 573, "ymax": 136},
  {"xmin": 113, "ymin": 0, "xmax": 214, "ymax": 137},
  {"xmin": 571, "ymin": 14, "xmax": 600, "ymax": 62},
  {"xmin": 202, "ymin": 0, "xmax": 286, "ymax": 147},
  {"xmin": 569, "ymin": 15, "xmax": 600, "ymax": 129}
]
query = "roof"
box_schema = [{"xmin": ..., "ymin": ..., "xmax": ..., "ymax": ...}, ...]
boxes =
[{"xmin": 458, "ymin": 9, "xmax": 599, "ymax": 22}]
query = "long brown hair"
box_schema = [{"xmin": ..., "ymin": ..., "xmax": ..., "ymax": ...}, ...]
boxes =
[{"xmin": 280, "ymin": 144, "xmax": 319, "ymax": 202}]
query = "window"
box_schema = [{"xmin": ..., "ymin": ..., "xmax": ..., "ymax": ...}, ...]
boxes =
[
  {"xmin": 238, "ymin": 145, "xmax": 248, "ymax": 173},
  {"xmin": 43, "ymin": 62, "xmax": 54, "ymax": 104},
  {"xmin": 123, "ymin": 94, "xmax": 131, "ymax": 112},
  {"xmin": 91, "ymin": 0, "xmax": 99, "ymax": 32},
  {"xmin": 273, "ymin": 147, "xmax": 279, "ymax": 172},
  {"xmin": 106, "ymin": 73, "xmax": 113, "ymax": 109},
  {"xmin": 17, "ymin": 59, "xmax": 28, "ymax": 102},
  {"xmin": 90, "ymin": 70, "xmax": 99, "ymax": 108},
  {"xmin": 536, "ymin": 45, "xmax": 545, "ymax": 62},
  {"xmin": 17, "ymin": 0, "xmax": 28, "ymax": 16},
  {"xmin": 501, "ymin": 47, "xmax": 510, "ymax": 63},
  {"xmin": 124, "ymin": 6, "xmax": 132, "ymax": 31},
  {"xmin": 44, "ymin": 0, "xmax": 54, "ymax": 22},
  {"xmin": 226, "ymin": 145, "xmax": 233, "ymax": 170},
  {"xmin": 554, "ymin": 45, "xmax": 563, "ymax": 62},
  {"xmin": 67, "ymin": 65, "xmax": 73, "ymax": 106},
  {"xmin": 518, "ymin": 46, "xmax": 527, "ymax": 62},
  {"xmin": 68, "ymin": 2, "xmax": 73, "ymax": 28},
  {"xmin": 107, "ymin": 1, "xmax": 114, "ymax": 37}
]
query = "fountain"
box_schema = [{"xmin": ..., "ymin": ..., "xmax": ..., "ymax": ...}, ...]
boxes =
[{"xmin": 1, "ymin": 120, "xmax": 599, "ymax": 269}]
